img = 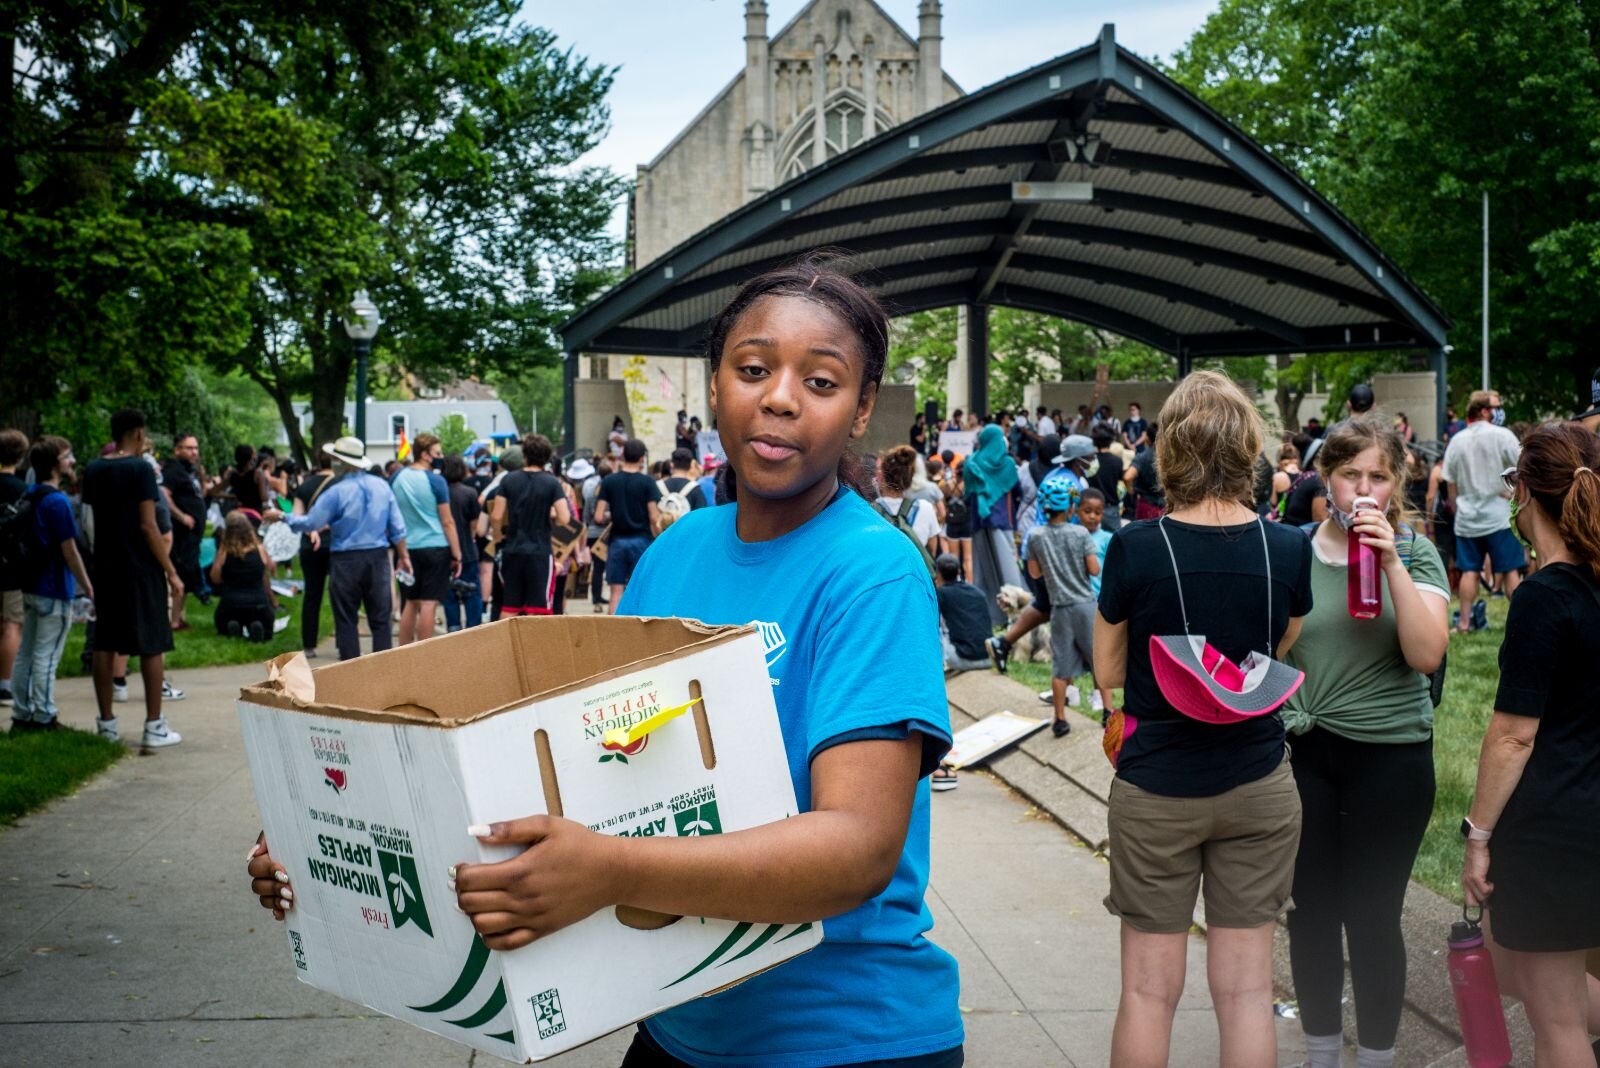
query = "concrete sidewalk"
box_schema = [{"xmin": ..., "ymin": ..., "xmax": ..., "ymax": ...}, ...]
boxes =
[{"xmin": 0, "ymin": 658, "xmax": 1307, "ymax": 1067}]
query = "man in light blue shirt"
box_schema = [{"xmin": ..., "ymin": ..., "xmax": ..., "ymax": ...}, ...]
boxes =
[
  {"xmin": 263, "ymin": 437, "xmax": 409, "ymax": 661},
  {"xmin": 387, "ymin": 433, "xmax": 461, "ymax": 645}
]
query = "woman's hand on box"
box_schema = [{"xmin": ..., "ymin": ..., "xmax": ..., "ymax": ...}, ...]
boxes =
[
  {"xmin": 453, "ymin": 817, "xmax": 619, "ymax": 951},
  {"xmin": 247, "ymin": 832, "xmax": 295, "ymax": 921}
]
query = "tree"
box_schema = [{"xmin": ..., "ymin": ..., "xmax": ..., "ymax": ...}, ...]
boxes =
[
  {"xmin": 1169, "ymin": 0, "xmax": 1600, "ymax": 419},
  {"xmin": 886, "ymin": 306, "xmax": 1174, "ymax": 412},
  {"xmin": 178, "ymin": 3, "xmax": 624, "ymax": 460},
  {"xmin": 430, "ymin": 413, "xmax": 478, "ymax": 456},
  {"xmin": 2, "ymin": 1, "xmax": 623, "ymax": 458}
]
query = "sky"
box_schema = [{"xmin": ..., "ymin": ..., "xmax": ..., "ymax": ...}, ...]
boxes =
[{"xmin": 522, "ymin": 0, "xmax": 1222, "ymax": 236}]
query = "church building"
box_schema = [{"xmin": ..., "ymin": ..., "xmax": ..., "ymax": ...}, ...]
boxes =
[{"xmin": 595, "ymin": 1, "xmax": 961, "ymax": 460}]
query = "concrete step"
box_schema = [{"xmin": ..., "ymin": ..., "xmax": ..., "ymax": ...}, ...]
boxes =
[{"xmin": 944, "ymin": 666, "xmax": 1514, "ymax": 1067}]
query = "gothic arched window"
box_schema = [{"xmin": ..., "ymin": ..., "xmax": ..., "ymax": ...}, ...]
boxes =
[{"xmin": 777, "ymin": 91, "xmax": 884, "ymax": 181}]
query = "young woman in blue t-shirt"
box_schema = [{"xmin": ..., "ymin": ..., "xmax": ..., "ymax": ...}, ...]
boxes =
[{"xmin": 246, "ymin": 261, "xmax": 963, "ymax": 1067}]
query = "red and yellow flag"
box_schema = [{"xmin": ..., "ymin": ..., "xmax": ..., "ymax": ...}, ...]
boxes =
[{"xmin": 396, "ymin": 427, "xmax": 410, "ymax": 461}]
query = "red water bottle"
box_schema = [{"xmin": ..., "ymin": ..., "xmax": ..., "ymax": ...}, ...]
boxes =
[
  {"xmin": 1447, "ymin": 909, "xmax": 1513, "ymax": 1068},
  {"xmin": 1347, "ymin": 495, "xmax": 1383, "ymax": 619}
]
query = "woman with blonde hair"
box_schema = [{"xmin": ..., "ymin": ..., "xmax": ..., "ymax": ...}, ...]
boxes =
[
  {"xmin": 1280, "ymin": 417, "xmax": 1450, "ymax": 1068},
  {"xmin": 1094, "ymin": 370, "xmax": 1313, "ymax": 1068},
  {"xmin": 208, "ymin": 511, "xmax": 278, "ymax": 641},
  {"xmin": 1462, "ymin": 422, "xmax": 1600, "ymax": 1066}
]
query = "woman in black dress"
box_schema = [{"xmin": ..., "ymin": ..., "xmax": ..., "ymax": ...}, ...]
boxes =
[
  {"xmin": 1462, "ymin": 421, "xmax": 1600, "ymax": 1065},
  {"xmin": 209, "ymin": 512, "xmax": 278, "ymax": 641}
]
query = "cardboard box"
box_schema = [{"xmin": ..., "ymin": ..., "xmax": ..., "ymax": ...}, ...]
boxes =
[{"xmin": 237, "ymin": 616, "xmax": 820, "ymax": 1063}]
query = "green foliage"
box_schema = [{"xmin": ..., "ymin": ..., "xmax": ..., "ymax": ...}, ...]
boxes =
[
  {"xmin": 1169, "ymin": 0, "xmax": 1600, "ymax": 419},
  {"xmin": 4, "ymin": 1, "xmax": 624, "ymax": 460},
  {"xmin": 490, "ymin": 363, "xmax": 565, "ymax": 437},
  {"xmin": 430, "ymin": 413, "xmax": 478, "ymax": 456},
  {"xmin": 887, "ymin": 307, "xmax": 1174, "ymax": 412}
]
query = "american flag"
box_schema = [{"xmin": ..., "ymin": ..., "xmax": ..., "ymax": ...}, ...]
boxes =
[{"xmin": 658, "ymin": 369, "xmax": 674, "ymax": 400}]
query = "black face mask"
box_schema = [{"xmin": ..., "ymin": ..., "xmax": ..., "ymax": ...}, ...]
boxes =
[{"xmin": 430, "ymin": 457, "xmax": 444, "ymax": 471}]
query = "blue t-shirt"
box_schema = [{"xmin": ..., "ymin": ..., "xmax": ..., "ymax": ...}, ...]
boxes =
[
  {"xmin": 619, "ymin": 488, "xmax": 963, "ymax": 1067},
  {"xmin": 1088, "ymin": 527, "xmax": 1112, "ymax": 597},
  {"xmin": 26, "ymin": 489, "xmax": 78, "ymax": 601},
  {"xmin": 390, "ymin": 467, "xmax": 449, "ymax": 549}
]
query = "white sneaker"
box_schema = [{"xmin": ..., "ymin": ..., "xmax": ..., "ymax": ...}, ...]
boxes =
[
  {"xmin": 1066, "ymin": 684, "xmax": 1081, "ymax": 707},
  {"xmin": 161, "ymin": 679, "xmax": 185, "ymax": 701},
  {"xmin": 1091, "ymin": 691, "xmax": 1105, "ymax": 713},
  {"xmin": 1037, "ymin": 691, "xmax": 1052, "ymax": 705},
  {"xmin": 141, "ymin": 718, "xmax": 182, "ymax": 748},
  {"xmin": 111, "ymin": 682, "xmax": 129, "ymax": 703},
  {"xmin": 96, "ymin": 717, "xmax": 119, "ymax": 742}
]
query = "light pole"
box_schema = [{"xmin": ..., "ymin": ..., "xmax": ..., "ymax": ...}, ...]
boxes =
[{"xmin": 343, "ymin": 290, "xmax": 381, "ymax": 441}]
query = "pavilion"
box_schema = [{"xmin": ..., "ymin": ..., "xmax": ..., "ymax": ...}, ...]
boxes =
[{"xmin": 559, "ymin": 24, "xmax": 1451, "ymax": 448}]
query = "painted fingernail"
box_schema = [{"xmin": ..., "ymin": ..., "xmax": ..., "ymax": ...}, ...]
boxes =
[
  {"xmin": 467, "ymin": 824, "xmax": 491, "ymax": 838},
  {"xmin": 279, "ymin": 896, "xmax": 293, "ymax": 911},
  {"xmin": 274, "ymin": 870, "xmax": 289, "ymax": 884},
  {"xmin": 447, "ymin": 864, "xmax": 458, "ymax": 881},
  {"xmin": 247, "ymin": 843, "xmax": 263, "ymax": 861},
  {"xmin": 279, "ymin": 887, "xmax": 293, "ymax": 901}
]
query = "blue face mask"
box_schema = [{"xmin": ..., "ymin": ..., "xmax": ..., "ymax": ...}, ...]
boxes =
[{"xmin": 1491, "ymin": 407, "xmax": 1506, "ymax": 427}]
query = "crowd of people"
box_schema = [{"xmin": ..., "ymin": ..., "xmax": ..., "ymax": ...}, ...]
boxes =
[
  {"xmin": 3, "ymin": 268, "xmax": 1594, "ymax": 1066},
  {"xmin": 236, "ymin": 261, "xmax": 1600, "ymax": 1068}
]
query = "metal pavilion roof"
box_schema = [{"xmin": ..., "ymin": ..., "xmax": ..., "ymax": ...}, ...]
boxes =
[{"xmin": 560, "ymin": 24, "xmax": 1451, "ymax": 371}]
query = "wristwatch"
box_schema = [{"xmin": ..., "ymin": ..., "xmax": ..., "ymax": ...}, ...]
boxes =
[{"xmin": 1460, "ymin": 817, "xmax": 1492, "ymax": 842}]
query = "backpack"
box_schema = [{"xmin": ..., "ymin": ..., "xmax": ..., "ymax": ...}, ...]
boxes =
[
  {"xmin": 0, "ymin": 488, "xmax": 49, "ymax": 592},
  {"xmin": 873, "ymin": 499, "xmax": 938, "ymax": 584},
  {"xmin": 655, "ymin": 478, "xmax": 694, "ymax": 532}
]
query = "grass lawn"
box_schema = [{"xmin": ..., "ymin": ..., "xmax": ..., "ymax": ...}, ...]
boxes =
[
  {"xmin": 0, "ymin": 728, "xmax": 124, "ymax": 823},
  {"xmin": 56, "ymin": 570, "xmax": 336, "ymax": 678},
  {"xmin": 1002, "ymin": 596, "xmax": 1510, "ymax": 903}
]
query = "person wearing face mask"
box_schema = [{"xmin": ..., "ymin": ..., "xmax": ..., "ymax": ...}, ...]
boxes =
[
  {"xmin": 1442, "ymin": 390, "xmax": 1523, "ymax": 632},
  {"xmin": 1279, "ymin": 418, "xmax": 1451, "ymax": 1068},
  {"xmin": 1461, "ymin": 422, "xmax": 1600, "ymax": 1068}
]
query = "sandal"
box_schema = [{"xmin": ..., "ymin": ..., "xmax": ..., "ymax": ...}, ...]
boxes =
[{"xmin": 931, "ymin": 766, "xmax": 959, "ymax": 792}]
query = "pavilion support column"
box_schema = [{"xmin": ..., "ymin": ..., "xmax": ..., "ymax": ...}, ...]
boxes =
[
  {"xmin": 1175, "ymin": 345, "xmax": 1192, "ymax": 379},
  {"xmin": 1429, "ymin": 346, "xmax": 1449, "ymax": 440},
  {"xmin": 965, "ymin": 303, "xmax": 990, "ymax": 420},
  {"xmin": 562, "ymin": 349, "xmax": 578, "ymax": 454}
]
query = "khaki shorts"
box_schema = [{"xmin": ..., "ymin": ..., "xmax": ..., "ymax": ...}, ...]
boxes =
[
  {"xmin": 1105, "ymin": 755, "xmax": 1301, "ymax": 933},
  {"xmin": 2, "ymin": 589, "xmax": 21, "ymax": 625}
]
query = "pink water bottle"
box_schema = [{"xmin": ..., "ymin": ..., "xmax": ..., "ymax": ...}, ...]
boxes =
[
  {"xmin": 1347, "ymin": 495, "xmax": 1383, "ymax": 619},
  {"xmin": 1447, "ymin": 910, "xmax": 1513, "ymax": 1068}
]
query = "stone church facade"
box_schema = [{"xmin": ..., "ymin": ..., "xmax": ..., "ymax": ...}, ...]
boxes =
[{"xmin": 593, "ymin": 1, "xmax": 961, "ymax": 460}]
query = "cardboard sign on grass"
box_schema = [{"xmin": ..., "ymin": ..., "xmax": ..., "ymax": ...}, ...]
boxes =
[{"xmin": 237, "ymin": 617, "xmax": 819, "ymax": 1063}]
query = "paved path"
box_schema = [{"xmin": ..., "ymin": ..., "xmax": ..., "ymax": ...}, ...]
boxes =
[{"xmin": 0, "ymin": 655, "xmax": 1312, "ymax": 1067}]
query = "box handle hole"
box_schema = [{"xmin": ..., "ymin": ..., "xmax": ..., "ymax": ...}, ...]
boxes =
[
  {"xmin": 534, "ymin": 728, "xmax": 564, "ymax": 818},
  {"xmin": 615, "ymin": 905, "xmax": 681, "ymax": 930},
  {"xmin": 690, "ymin": 680, "xmax": 715, "ymax": 770}
]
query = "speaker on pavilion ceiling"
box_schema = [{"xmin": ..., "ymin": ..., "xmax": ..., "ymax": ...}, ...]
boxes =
[{"xmin": 925, "ymin": 399, "xmax": 939, "ymax": 426}]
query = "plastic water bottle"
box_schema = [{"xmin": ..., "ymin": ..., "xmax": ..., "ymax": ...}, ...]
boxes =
[
  {"xmin": 1447, "ymin": 911, "xmax": 1513, "ymax": 1068},
  {"xmin": 1347, "ymin": 495, "xmax": 1383, "ymax": 619}
]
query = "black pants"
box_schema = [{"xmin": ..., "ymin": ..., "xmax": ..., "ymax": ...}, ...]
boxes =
[
  {"xmin": 299, "ymin": 545, "xmax": 330, "ymax": 651},
  {"xmin": 328, "ymin": 548, "xmax": 393, "ymax": 661},
  {"xmin": 1286, "ymin": 728, "xmax": 1435, "ymax": 1048},
  {"xmin": 589, "ymin": 545, "xmax": 607, "ymax": 604},
  {"xmin": 171, "ymin": 530, "xmax": 203, "ymax": 600},
  {"xmin": 620, "ymin": 1026, "xmax": 963, "ymax": 1067}
]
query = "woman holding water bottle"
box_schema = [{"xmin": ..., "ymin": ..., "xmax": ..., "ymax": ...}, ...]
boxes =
[{"xmin": 1280, "ymin": 417, "xmax": 1450, "ymax": 1068}]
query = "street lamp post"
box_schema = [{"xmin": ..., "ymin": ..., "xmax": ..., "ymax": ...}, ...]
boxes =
[{"xmin": 343, "ymin": 289, "xmax": 382, "ymax": 441}]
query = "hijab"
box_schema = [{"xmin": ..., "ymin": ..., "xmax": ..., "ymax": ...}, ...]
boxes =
[{"xmin": 963, "ymin": 423, "xmax": 1019, "ymax": 519}]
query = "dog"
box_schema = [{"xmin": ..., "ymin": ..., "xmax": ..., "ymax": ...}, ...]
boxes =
[{"xmin": 995, "ymin": 584, "xmax": 1051, "ymax": 664}]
